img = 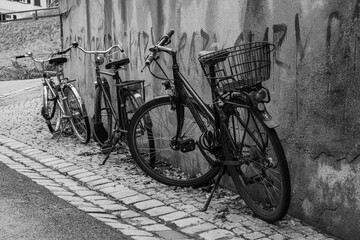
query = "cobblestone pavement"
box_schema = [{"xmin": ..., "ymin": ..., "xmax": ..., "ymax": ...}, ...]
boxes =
[{"xmin": 0, "ymin": 86, "xmax": 338, "ymax": 240}]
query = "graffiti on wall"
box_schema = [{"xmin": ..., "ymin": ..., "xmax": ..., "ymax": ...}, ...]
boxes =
[
  {"xmin": 63, "ymin": 1, "xmax": 360, "ymax": 116},
  {"xmin": 64, "ymin": 25, "xmax": 299, "ymax": 78}
]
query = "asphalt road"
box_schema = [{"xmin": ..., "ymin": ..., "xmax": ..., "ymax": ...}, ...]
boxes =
[
  {"xmin": 0, "ymin": 162, "xmax": 131, "ymax": 240},
  {"xmin": 0, "ymin": 79, "xmax": 40, "ymax": 98}
]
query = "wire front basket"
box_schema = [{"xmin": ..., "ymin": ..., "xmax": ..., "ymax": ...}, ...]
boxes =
[{"xmin": 198, "ymin": 42, "xmax": 275, "ymax": 92}]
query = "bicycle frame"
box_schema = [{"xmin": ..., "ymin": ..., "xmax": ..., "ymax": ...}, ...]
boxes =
[
  {"xmin": 22, "ymin": 53, "xmax": 71, "ymax": 122},
  {"xmin": 42, "ymin": 63, "xmax": 84, "ymax": 139},
  {"xmin": 42, "ymin": 69, "xmax": 67, "ymax": 116},
  {"xmin": 74, "ymin": 43, "xmax": 145, "ymax": 164},
  {"xmin": 96, "ymin": 63, "xmax": 127, "ymax": 132},
  {"xmin": 75, "ymin": 45, "xmax": 130, "ymax": 133},
  {"xmin": 155, "ymin": 46, "xmax": 240, "ymax": 156}
]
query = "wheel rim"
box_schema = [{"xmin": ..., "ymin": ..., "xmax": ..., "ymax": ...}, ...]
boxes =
[
  {"xmin": 226, "ymin": 104, "xmax": 289, "ymax": 220},
  {"xmin": 131, "ymin": 99, "xmax": 219, "ymax": 186}
]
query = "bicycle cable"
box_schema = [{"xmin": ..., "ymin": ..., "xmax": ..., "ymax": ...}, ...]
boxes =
[{"xmin": 148, "ymin": 59, "xmax": 175, "ymax": 82}]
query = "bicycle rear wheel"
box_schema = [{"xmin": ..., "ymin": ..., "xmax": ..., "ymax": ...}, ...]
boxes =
[
  {"xmin": 121, "ymin": 89, "xmax": 144, "ymax": 129},
  {"xmin": 127, "ymin": 96, "xmax": 220, "ymax": 187},
  {"xmin": 63, "ymin": 85, "xmax": 91, "ymax": 144},
  {"xmin": 223, "ymin": 97, "xmax": 291, "ymax": 223},
  {"xmin": 42, "ymin": 84, "xmax": 61, "ymax": 133},
  {"xmin": 93, "ymin": 84, "xmax": 112, "ymax": 145}
]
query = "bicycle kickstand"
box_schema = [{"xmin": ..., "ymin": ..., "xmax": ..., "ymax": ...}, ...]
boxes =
[
  {"xmin": 55, "ymin": 119, "xmax": 70, "ymax": 142},
  {"xmin": 100, "ymin": 135, "xmax": 122, "ymax": 165},
  {"xmin": 201, "ymin": 166, "xmax": 226, "ymax": 212}
]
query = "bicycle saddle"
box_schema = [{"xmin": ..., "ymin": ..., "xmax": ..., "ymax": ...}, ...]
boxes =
[
  {"xmin": 105, "ymin": 58, "xmax": 130, "ymax": 69},
  {"xmin": 49, "ymin": 57, "xmax": 67, "ymax": 65}
]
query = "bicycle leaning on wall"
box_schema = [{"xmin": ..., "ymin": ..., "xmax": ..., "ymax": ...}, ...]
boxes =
[
  {"xmin": 127, "ymin": 29, "xmax": 291, "ymax": 222},
  {"xmin": 15, "ymin": 49, "xmax": 91, "ymax": 144},
  {"xmin": 70, "ymin": 42, "xmax": 147, "ymax": 165}
]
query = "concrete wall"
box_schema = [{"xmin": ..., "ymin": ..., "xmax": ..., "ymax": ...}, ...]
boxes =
[{"xmin": 59, "ymin": 0, "xmax": 360, "ymax": 239}]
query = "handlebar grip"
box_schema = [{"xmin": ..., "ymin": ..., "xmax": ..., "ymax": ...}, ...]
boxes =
[
  {"xmin": 158, "ymin": 29, "xmax": 175, "ymax": 46},
  {"xmin": 145, "ymin": 54, "xmax": 156, "ymax": 66},
  {"xmin": 15, "ymin": 55, "xmax": 25, "ymax": 59},
  {"xmin": 166, "ymin": 29, "xmax": 174, "ymax": 38},
  {"xmin": 57, "ymin": 42, "xmax": 78, "ymax": 55}
]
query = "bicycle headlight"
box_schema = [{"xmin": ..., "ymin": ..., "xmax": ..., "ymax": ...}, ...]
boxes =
[{"xmin": 96, "ymin": 56, "xmax": 104, "ymax": 65}]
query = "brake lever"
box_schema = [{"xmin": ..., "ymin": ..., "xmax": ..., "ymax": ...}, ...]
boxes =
[{"xmin": 141, "ymin": 55, "xmax": 160, "ymax": 72}]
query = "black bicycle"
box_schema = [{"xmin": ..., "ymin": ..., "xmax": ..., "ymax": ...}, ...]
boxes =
[
  {"xmin": 127, "ymin": 30, "xmax": 291, "ymax": 222},
  {"xmin": 16, "ymin": 49, "xmax": 91, "ymax": 143},
  {"xmin": 70, "ymin": 43, "xmax": 147, "ymax": 164}
]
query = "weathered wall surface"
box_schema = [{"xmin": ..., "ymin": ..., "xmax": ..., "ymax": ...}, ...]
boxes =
[{"xmin": 59, "ymin": 0, "xmax": 360, "ymax": 239}]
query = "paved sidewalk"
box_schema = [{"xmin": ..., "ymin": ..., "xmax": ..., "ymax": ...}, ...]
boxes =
[{"xmin": 0, "ymin": 86, "xmax": 338, "ymax": 240}]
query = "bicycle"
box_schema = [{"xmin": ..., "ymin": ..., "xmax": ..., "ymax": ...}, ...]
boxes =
[
  {"xmin": 15, "ymin": 48, "xmax": 91, "ymax": 144},
  {"xmin": 127, "ymin": 29, "xmax": 291, "ymax": 222},
  {"xmin": 70, "ymin": 42, "xmax": 147, "ymax": 165}
]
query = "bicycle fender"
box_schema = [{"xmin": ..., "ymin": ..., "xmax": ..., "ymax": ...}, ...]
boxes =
[
  {"xmin": 65, "ymin": 84, "xmax": 88, "ymax": 117},
  {"xmin": 154, "ymin": 95, "xmax": 170, "ymax": 100},
  {"xmin": 258, "ymin": 109, "xmax": 279, "ymax": 128}
]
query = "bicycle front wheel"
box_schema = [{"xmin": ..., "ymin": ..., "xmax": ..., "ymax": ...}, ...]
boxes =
[
  {"xmin": 63, "ymin": 85, "xmax": 91, "ymax": 143},
  {"xmin": 42, "ymin": 84, "xmax": 61, "ymax": 133},
  {"xmin": 223, "ymin": 97, "xmax": 291, "ymax": 223},
  {"xmin": 127, "ymin": 96, "xmax": 220, "ymax": 187}
]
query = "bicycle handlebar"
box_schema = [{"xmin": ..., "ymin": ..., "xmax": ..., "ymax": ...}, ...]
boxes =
[
  {"xmin": 56, "ymin": 42, "xmax": 78, "ymax": 55},
  {"xmin": 157, "ymin": 29, "xmax": 174, "ymax": 46},
  {"xmin": 56, "ymin": 42, "xmax": 125, "ymax": 56},
  {"xmin": 15, "ymin": 52, "xmax": 54, "ymax": 63},
  {"xmin": 143, "ymin": 29, "xmax": 175, "ymax": 70},
  {"xmin": 73, "ymin": 43, "xmax": 125, "ymax": 55}
]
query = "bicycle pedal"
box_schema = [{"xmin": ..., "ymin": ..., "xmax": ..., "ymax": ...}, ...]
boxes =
[{"xmin": 180, "ymin": 139, "xmax": 196, "ymax": 152}]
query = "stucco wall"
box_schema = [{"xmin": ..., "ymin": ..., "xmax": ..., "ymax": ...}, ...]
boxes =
[{"xmin": 59, "ymin": 1, "xmax": 360, "ymax": 239}]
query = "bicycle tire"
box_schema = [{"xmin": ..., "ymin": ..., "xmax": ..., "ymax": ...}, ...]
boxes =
[
  {"xmin": 93, "ymin": 84, "xmax": 113, "ymax": 145},
  {"xmin": 63, "ymin": 85, "xmax": 91, "ymax": 144},
  {"xmin": 127, "ymin": 96, "xmax": 220, "ymax": 187},
  {"xmin": 42, "ymin": 84, "xmax": 61, "ymax": 134},
  {"xmin": 222, "ymin": 97, "xmax": 291, "ymax": 223}
]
